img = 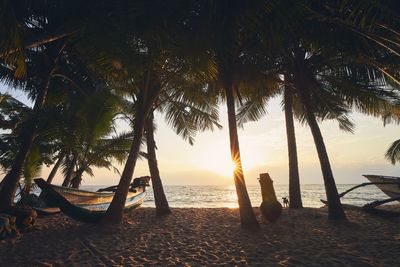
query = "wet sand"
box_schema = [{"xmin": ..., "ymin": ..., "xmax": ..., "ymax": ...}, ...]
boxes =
[{"xmin": 0, "ymin": 206, "xmax": 399, "ymax": 266}]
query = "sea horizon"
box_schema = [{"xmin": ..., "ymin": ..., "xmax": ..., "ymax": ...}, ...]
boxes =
[{"xmin": 78, "ymin": 183, "xmax": 388, "ymax": 209}]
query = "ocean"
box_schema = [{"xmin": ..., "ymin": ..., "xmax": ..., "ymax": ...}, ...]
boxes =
[{"xmin": 81, "ymin": 184, "xmax": 389, "ymax": 208}]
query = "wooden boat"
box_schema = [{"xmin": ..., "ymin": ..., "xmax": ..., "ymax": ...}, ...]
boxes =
[
  {"xmin": 33, "ymin": 177, "xmax": 149, "ymax": 223},
  {"xmin": 362, "ymin": 175, "xmax": 400, "ymax": 198},
  {"xmin": 321, "ymin": 175, "xmax": 400, "ymax": 217}
]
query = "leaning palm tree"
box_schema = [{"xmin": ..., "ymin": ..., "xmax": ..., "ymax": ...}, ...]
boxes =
[
  {"xmin": 118, "ymin": 47, "xmax": 222, "ymax": 216},
  {"xmin": 96, "ymin": 6, "xmax": 179, "ymax": 223},
  {"xmin": 289, "ymin": 42, "xmax": 400, "ymax": 219},
  {"xmin": 0, "ymin": 40, "xmax": 71, "ymax": 210},
  {"xmin": 0, "ymin": 93, "xmax": 54, "ymax": 194}
]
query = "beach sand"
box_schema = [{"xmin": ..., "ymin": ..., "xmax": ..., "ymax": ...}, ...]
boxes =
[{"xmin": 0, "ymin": 206, "xmax": 399, "ymax": 266}]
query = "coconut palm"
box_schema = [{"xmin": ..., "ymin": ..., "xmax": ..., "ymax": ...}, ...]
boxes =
[
  {"xmin": 234, "ymin": 0, "xmax": 400, "ymax": 216},
  {"xmin": 100, "ymin": 26, "xmax": 171, "ymax": 224},
  {"xmin": 69, "ymin": 131, "xmax": 133, "ymax": 188},
  {"xmin": 186, "ymin": 0, "xmax": 279, "ymax": 229},
  {"xmin": 283, "ymin": 85, "xmax": 302, "ymax": 208},
  {"xmin": 121, "ymin": 75, "xmax": 222, "ymax": 215},
  {"xmin": 0, "ymin": 93, "xmax": 54, "ymax": 194},
  {"xmin": 41, "ymin": 80, "xmax": 127, "ymax": 188},
  {"xmin": 0, "ymin": 14, "xmax": 120, "ymax": 207},
  {"xmin": 46, "ymin": 152, "xmax": 64, "ymax": 184},
  {"xmin": 0, "ymin": 39, "xmax": 71, "ymax": 210},
  {"xmin": 88, "ymin": 0, "xmax": 219, "ymax": 223}
]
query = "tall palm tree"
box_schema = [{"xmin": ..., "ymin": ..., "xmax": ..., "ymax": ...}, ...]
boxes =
[
  {"xmin": 117, "ymin": 45, "xmax": 222, "ymax": 216},
  {"xmin": 283, "ymin": 85, "xmax": 302, "ymax": 208},
  {"xmin": 100, "ymin": 44, "xmax": 165, "ymax": 223},
  {"xmin": 147, "ymin": 83, "xmax": 221, "ymax": 216},
  {"xmin": 235, "ymin": 1, "xmax": 400, "ymax": 215},
  {"xmin": 188, "ymin": 0, "xmax": 280, "ymax": 229},
  {"xmin": 143, "ymin": 113, "xmax": 170, "ymax": 215},
  {"xmin": 97, "ymin": 0, "xmax": 213, "ymax": 223}
]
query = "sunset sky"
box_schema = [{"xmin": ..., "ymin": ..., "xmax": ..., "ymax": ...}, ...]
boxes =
[{"xmin": 1, "ymin": 86, "xmax": 399, "ymax": 186}]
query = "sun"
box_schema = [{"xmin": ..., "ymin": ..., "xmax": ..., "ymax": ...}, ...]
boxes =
[
  {"xmin": 191, "ymin": 141, "xmax": 251, "ymax": 181},
  {"xmin": 212, "ymin": 158, "xmax": 237, "ymax": 178}
]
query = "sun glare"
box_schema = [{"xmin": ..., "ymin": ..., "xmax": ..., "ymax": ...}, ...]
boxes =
[
  {"xmin": 215, "ymin": 158, "xmax": 239, "ymax": 178},
  {"xmin": 192, "ymin": 142, "xmax": 255, "ymax": 181}
]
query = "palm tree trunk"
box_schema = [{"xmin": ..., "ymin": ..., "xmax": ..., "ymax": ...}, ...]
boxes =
[
  {"xmin": 62, "ymin": 153, "xmax": 77, "ymax": 187},
  {"xmin": 102, "ymin": 82, "xmax": 162, "ymax": 224},
  {"xmin": 284, "ymin": 86, "xmax": 302, "ymax": 208},
  {"xmin": 0, "ymin": 73, "xmax": 52, "ymax": 210},
  {"xmin": 296, "ymin": 83, "xmax": 346, "ymax": 220},
  {"xmin": 101, "ymin": 108, "xmax": 147, "ymax": 223},
  {"xmin": 47, "ymin": 153, "xmax": 65, "ymax": 184},
  {"xmin": 145, "ymin": 112, "xmax": 171, "ymax": 216},
  {"xmin": 224, "ymin": 79, "xmax": 259, "ymax": 229},
  {"xmin": 70, "ymin": 168, "xmax": 85, "ymax": 189},
  {"xmin": 0, "ymin": 30, "xmax": 77, "ymax": 58}
]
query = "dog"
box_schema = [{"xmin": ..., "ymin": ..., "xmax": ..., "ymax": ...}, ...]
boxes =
[{"xmin": 282, "ymin": 197, "xmax": 289, "ymax": 208}]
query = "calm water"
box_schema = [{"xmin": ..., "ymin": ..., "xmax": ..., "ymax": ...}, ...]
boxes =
[{"xmin": 80, "ymin": 184, "xmax": 389, "ymax": 208}]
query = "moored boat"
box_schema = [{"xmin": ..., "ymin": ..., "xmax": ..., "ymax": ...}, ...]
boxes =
[
  {"xmin": 362, "ymin": 175, "xmax": 400, "ymax": 198},
  {"xmin": 34, "ymin": 177, "xmax": 150, "ymax": 223}
]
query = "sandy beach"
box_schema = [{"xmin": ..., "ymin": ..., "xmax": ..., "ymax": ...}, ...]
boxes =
[{"xmin": 0, "ymin": 206, "xmax": 399, "ymax": 266}]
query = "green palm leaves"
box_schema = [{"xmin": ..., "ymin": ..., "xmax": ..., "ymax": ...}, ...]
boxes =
[
  {"xmin": 385, "ymin": 139, "xmax": 400, "ymax": 164},
  {"xmin": 1, "ymin": 0, "xmax": 400, "ymax": 224}
]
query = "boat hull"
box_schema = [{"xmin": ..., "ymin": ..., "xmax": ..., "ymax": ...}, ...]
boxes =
[
  {"xmin": 34, "ymin": 178, "xmax": 146, "ymax": 223},
  {"xmin": 363, "ymin": 175, "xmax": 400, "ymax": 198},
  {"xmin": 49, "ymin": 184, "xmax": 145, "ymax": 211}
]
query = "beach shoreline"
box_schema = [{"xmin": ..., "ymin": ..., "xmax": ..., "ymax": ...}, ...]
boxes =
[{"xmin": 0, "ymin": 206, "xmax": 399, "ymax": 266}]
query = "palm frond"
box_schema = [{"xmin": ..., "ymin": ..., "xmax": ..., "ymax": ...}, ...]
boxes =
[{"xmin": 385, "ymin": 139, "xmax": 400, "ymax": 165}]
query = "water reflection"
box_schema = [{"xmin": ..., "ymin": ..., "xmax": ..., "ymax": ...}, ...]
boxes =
[{"xmin": 225, "ymin": 185, "xmax": 238, "ymax": 208}]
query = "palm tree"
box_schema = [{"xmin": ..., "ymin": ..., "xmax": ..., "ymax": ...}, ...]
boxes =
[
  {"xmin": 39, "ymin": 82, "xmax": 126, "ymax": 188},
  {"xmin": 283, "ymin": 85, "xmax": 302, "ymax": 208},
  {"xmin": 69, "ymin": 131, "xmax": 133, "ymax": 188},
  {"xmin": 386, "ymin": 139, "xmax": 400, "ymax": 164},
  {"xmin": 290, "ymin": 37, "xmax": 400, "ymax": 219},
  {"xmin": 117, "ymin": 45, "xmax": 222, "ymax": 216},
  {"xmin": 46, "ymin": 153, "xmax": 64, "ymax": 184},
  {"xmin": 189, "ymin": 0, "xmax": 281, "ymax": 229},
  {"xmin": 234, "ymin": 0, "xmax": 400, "ymax": 215},
  {"xmin": 147, "ymin": 84, "xmax": 221, "ymax": 216},
  {"xmin": 98, "ymin": 1, "xmax": 213, "ymax": 223},
  {"xmin": 100, "ymin": 48, "xmax": 164, "ymax": 223},
  {"xmin": 0, "ymin": 39, "xmax": 70, "ymax": 210},
  {"xmin": 144, "ymin": 112, "xmax": 170, "ymax": 215},
  {"xmin": 0, "ymin": 93, "xmax": 54, "ymax": 194}
]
